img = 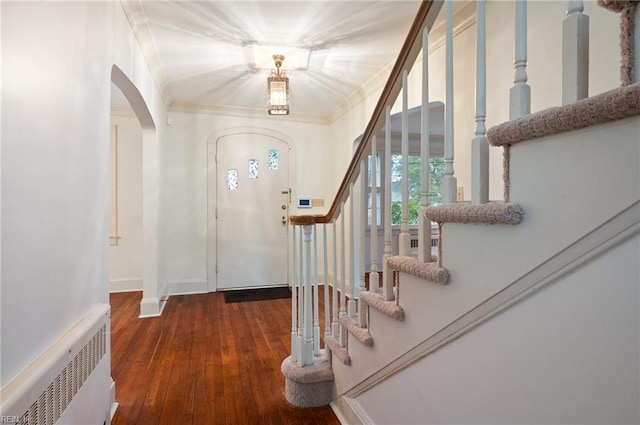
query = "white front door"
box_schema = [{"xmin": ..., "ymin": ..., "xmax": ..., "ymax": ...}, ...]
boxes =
[{"xmin": 215, "ymin": 134, "xmax": 290, "ymax": 290}]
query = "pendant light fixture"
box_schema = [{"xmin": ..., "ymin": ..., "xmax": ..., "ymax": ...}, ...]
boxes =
[{"xmin": 267, "ymin": 54, "xmax": 289, "ymax": 115}]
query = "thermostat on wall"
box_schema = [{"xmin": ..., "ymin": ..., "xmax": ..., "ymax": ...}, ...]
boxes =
[{"xmin": 298, "ymin": 198, "xmax": 312, "ymax": 208}]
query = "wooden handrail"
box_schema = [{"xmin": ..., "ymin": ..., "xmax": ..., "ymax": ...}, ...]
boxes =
[{"xmin": 290, "ymin": 0, "xmax": 439, "ymax": 226}]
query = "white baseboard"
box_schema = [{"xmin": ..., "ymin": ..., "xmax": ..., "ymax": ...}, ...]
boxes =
[
  {"xmin": 139, "ymin": 297, "xmax": 162, "ymax": 318},
  {"xmin": 109, "ymin": 277, "xmax": 142, "ymax": 293},
  {"xmin": 331, "ymin": 396, "xmax": 373, "ymax": 425}
]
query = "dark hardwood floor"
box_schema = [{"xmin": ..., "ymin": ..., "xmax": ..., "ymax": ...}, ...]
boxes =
[{"xmin": 110, "ymin": 289, "xmax": 340, "ymax": 425}]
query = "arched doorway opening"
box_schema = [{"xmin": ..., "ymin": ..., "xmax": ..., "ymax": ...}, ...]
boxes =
[{"xmin": 109, "ymin": 65, "xmax": 162, "ymax": 318}]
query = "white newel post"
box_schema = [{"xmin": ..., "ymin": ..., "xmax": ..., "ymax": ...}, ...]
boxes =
[
  {"xmin": 332, "ymin": 220, "xmax": 339, "ymax": 338},
  {"xmin": 562, "ymin": 0, "xmax": 589, "ymax": 105},
  {"xmin": 302, "ymin": 225, "xmax": 313, "ymax": 366},
  {"xmin": 312, "ymin": 224, "xmax": 320, "ymax": 356},
  {"xmin": 383, "ymin": 105, "xmax": 394, "ymax": 301},
  {"xmin": 348, "ymin": 183, "xmax": 357, "ymax": 318},
  {"xmin": 358, "ymin": 159, "xmax": 367, "ymax": 328},
  {"xmin": 323, "ymin": 224, "xmax": 330, "ymax": 338},
  {"xmin": 370, "ymin": 135, "xmax": 380, "ymax": 292},
  {"xmin": 399, "ymin": 69, "xmax": 411, "ymax": 256},
  {"xmin": 471, "ymin": 0, "xmax": 489, "ymax": 204},
  {"xmin": 511, "ymin": 0, "xmax": 531, "ymax": 119},
  {"xmin": 443, "ymin": 0, "xmax": 458, "ymax": 204},
  {"xmin": 419, "ymin": 26, "xmax": 433, "ymax": 263},
  {"xmin": 291, "ymin": 226, "xmax": 298, "ymax": 362}
]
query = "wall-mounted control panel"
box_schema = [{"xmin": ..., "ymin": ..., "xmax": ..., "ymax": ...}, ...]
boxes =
[{"xmin": 298, "ymin": 198, "xmax": 312, "ymax": 208}]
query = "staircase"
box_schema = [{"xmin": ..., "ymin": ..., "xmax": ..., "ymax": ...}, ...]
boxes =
[{"xmin": 282, "ymin": 1, "xmax": 640, "ymax": 423}]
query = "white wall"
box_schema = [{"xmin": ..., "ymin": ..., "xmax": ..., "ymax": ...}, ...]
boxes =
[
  {"xmin": 1, "ymin": 1, "xmax": 166, "ymax": 422},
  {"xmin": 163, "ymin": 111, "xmax": 335, "ymax": 292},
  {"xmin": 391, "ymin": 1, "xmax": 621, "ymax": 203},
  {"xmin": 356, "ymin": 234, "xmax": 639, "ymax": 425},
  {"xmin": 109, "ymin": 110, "xmax": 143, "ymax": 292}
]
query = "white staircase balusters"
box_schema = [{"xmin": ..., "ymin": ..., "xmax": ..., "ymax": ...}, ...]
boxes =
[
  {"xmin": 359, "ymin": 159, "xmax": 368, "ymax": 328},
  {"xmin": 370, "ymin": 135, "xmax": 380, "ymax": 293},
  {"xmin": 302, "ymin": 225, "xmax": 313, "ymax": 366},
  {"xmin": 291, "ymin": 226, "xmax": 298, "ymax": 362},
  {"xmin": 442, "ymin": 0, "xmax": 458, "ymax": 205},
  {"xmin": 313, "ymin": 224, "xmax": 320, "ymax": 356},
  {"xmin": 419, "ymin": 27, "xmax": 433, "ymax": 263},
  {"xmin": 383, "ymin": 105, "xmax": 395, "ymax": 301},
  {"xmin": 562, "ymin": 0, "xmax": 589, "ymax": 105},
  {"xmin": 340, "ymin": 202, "xmax": 348, "ymax": 347},
  {"xmin": 507, "ymin": 0, "xmax": 530, "ymax": 203},
  {"xmin": 332, "ymin": 219, "xmax": 339, "ymax": 338},
  {"xmin": 297, "ymin": 226, "xmax": 304, "ymax": 365},
  {"xmin": 399, "ymin": 69, "xmax": 411, "ymax": 257},
  {"xmin": 472, "ymin": 0, "xmax": 489, "ymax": 204},
  {"xmin": 323, "ymin": 224, "xmax": 331, "ymax": 339},
  {"xmin": 634, "ymin": 2, "xmax": 639, "ymax": 83},
  {"xmin": 511, "ymin": 0, "xmax": 531, "ymax": 119},
  {"xmin": 348, "ymin": 183, "xmax": 357, "ymax": 318}
]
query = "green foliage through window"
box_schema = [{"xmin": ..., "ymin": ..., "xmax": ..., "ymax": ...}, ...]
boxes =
[{"xmin": 389, "ymin": 155, "xmax": 444, "ymax": 225}]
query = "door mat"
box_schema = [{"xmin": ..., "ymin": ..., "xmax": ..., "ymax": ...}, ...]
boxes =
[{"xmin": 223, "ymin": 287, "xmax": 291, "ymax": 303}]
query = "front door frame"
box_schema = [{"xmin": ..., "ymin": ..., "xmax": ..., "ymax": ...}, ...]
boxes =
[{"xmin": 206, "ymin": 127, "xmax": 297, "ymax": 292}]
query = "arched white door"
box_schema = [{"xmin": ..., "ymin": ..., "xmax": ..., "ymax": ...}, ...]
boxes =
[{"xmin": 215, "ymin": 133, "xmax": 290, "ymax": 290}]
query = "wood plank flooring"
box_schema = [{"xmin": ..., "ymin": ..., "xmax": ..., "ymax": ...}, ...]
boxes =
[{"xmin": 110, "ymin": 290, "xmax": 340, "ymax": 425}]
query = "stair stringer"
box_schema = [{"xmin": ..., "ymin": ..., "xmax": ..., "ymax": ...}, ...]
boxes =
[
  {"xmin": 338, "ymin": 224, "xmax": 639, "ymax": 425},
  {"xmin": 330, "ymin": 116, "xmax": 640, "ymax": 404}
]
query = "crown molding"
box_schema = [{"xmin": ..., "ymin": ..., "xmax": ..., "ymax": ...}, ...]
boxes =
[
  {"xmin": 119, "ymin": 0, "xmax": 171, "ymax": 108},
  {"xmin": 327, "ymin": 61, "xmax": 393, "ymax": 125},
  {"xmin": 169, "ymin": 103, "xmax": 329, "ymax": 126},
  {"xmin": 425, "ymin": 0, "xmax": 476, "ymax": 55},
  {"xmin": 328, "ymin": 0, "xmax": 475, "ymax": 126}
]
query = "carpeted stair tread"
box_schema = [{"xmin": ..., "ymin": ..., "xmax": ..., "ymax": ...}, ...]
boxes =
[
  {"xmin": 339, "ymin": 316, "xmax": 374, "ymax": 347},
  {"xmin": 426, "ymin": 201, "xmax": 524, "ymax": 225},
  {"xmin": 387, "ymin": 256, "xmax": 450, "ymax": 285},
  {"xmin": 487, "ymin": 83, "xmax": 640, "ymax": 147},
  {"xmin": 359, "ymin": 291, "xmax": 405, "ymax": 321},
  {"xmin": 324, "ymin": 336, "xmax": 351, "ymax": 365}
]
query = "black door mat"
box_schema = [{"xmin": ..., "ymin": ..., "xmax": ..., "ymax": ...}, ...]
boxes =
[{"xmin": 223, "ymin": 287, "xmax": 291, "ymax": 303}]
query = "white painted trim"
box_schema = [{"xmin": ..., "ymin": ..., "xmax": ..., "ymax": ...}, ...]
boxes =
[
  {"xmin": 206, "ymin": 127, "xmax": 297, "ymax": 293},
  {"xmin": 0, "ymin": 304, "xmax": 111, "ymax": 418},
  {"xmin": 343, "ymin": 200, "xmax": 640, "ymax": 398},
  {"xmin": 118, "ymin": 0, "xmax": 170, "ymax": 108},
  {"xmin": 330, "ymin": 396, "xmax": 372, "ymax": 425},
  {"xmin": 110, "ymin": 380, "xmax": 118, "ymax": 421},
  {"xmin": 423, "ymin": 0, "xmax": 476, "ymax": 56},
  {"xmin": 139, "ymin": 297, "xmax": 162, "ymax": 318},
  {"xmin": 165, "ymin": 279, "xmax": 208, "ymax": 296},
  {"xmin": 170, "ymin": 102, "xmax": 328, "ymax": 125},
  {"xmin": 109, "ymin": 277, "xmax": 143, "ymax": 293}
]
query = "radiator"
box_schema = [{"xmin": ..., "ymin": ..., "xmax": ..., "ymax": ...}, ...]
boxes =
[{"xmin": 0, "ymin": 304, "xmax": 113, "ymax": 425}]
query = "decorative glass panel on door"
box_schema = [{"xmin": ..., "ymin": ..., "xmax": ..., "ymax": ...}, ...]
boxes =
[
  {"xmin": 249, "ymin": 159, "xmax": 258, "ymax": 179},
  {"xmin": 228, "ymin": 169, "xmax": 238, "ymax": 190},
  {"xmin": 268, "ymin": 149, "xmax": 278, "ymax": 170}
]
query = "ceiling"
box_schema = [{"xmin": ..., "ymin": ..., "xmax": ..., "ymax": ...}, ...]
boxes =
[{"xmin": 115, "ymin": 0, "xmax": 424, "ymax": 122}]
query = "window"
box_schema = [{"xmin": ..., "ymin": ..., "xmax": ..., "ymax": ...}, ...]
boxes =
[
  {"xmin": 248, "ymin": 159, "xmax": 258, "ymax": 179},
  {"xmin": 366, "ymin": 154, "xmax": 444, "ymax": 226},
  {"xmin": 227, "ymin": 169, "xmax": 238, "ymax": 190},
  {"xmin": 268, "ymin": 149, "xmax": 278, "ymax": 170}
]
